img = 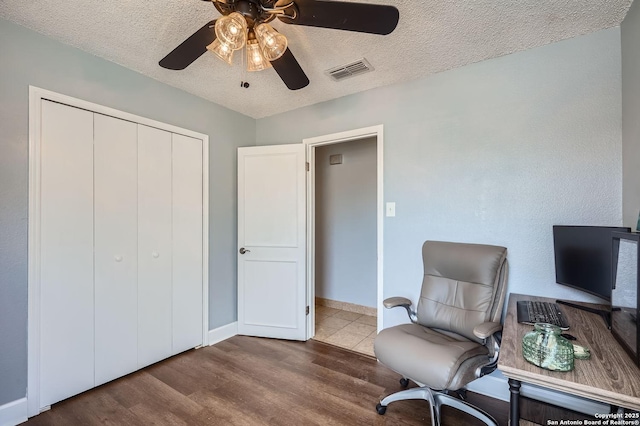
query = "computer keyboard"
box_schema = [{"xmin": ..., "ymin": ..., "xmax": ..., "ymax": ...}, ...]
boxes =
[{"xmin": 517, "ymin": 300, "xmax": 570, "ymax": 330}]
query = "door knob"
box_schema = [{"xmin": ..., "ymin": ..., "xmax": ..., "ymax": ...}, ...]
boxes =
[
  {"xmin": 239, "ymin": 247, "xmax": 250, "ymax": 254},
  {"xmin": 152, "ymin": 252, "xmax": 160, "ymax": 258}
]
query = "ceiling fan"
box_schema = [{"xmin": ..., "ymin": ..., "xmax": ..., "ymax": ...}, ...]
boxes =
[{"xmin": 159, "ymin": 0, "xmax": 400, "ymax": 90}]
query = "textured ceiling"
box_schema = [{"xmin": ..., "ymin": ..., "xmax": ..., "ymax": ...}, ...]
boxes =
[{"xmin": 0, "ymin": 0, "xmax": 632, "ymax": 119}]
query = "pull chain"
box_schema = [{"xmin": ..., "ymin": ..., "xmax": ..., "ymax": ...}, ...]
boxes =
[{"xmin": 240, "ymin": 28, "xmax": 250, "ymax": 89}]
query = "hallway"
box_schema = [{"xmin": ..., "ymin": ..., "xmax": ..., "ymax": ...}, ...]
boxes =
[{"xmin": 313, "ymin": 305, "xmax": 377, "ymax": 357}]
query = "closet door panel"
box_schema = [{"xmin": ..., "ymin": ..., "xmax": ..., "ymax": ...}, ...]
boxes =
[
  {"xmin": 172, "ymin": 134, "xmax": 204, "ymax": 353},
  {"xmin": 94, "ymin": 114, "xmax": 138, "ymax": 385},
  {"xmin": 40, "ymin": 100, "xmax": 95, "ymax": 406},
  {"xmin": 137, "ymin": 125, "xmax": 173, "ymax": 367}
]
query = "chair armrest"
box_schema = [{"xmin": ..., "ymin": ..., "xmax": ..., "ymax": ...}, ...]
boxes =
[
  {"xmin": 473, "ymin": 322, "xmax": 502, "ymax": 340},
  {"xmin": 383, "ymin": 297, "xmax": 412, "ymax": 309},
  {"xmin": 383, "ymin": 297, "xmax": 417, "ymax": 323},
  {"xmin": 474, "ymin": 322, "xmax": 503, "ymax": 378}
]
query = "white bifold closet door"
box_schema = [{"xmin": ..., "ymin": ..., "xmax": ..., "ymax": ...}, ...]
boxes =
[
  {"xmin": 136, "ymin": 126, "xmax": 204, "ymax": 366},
  {"xmin": 137, "ymin": 125, "xmax": 173, "ymax": 367},
  {"xmin": 137, "ymin": 126, "xmax": 204, "ymax": 367},
  {"xmin": 171, "ymin": 133, "xmax": 204, "ymax": 354},
  {"xmin": 40, "ymin": 100, "xmax": 95, "ymax": 407},
  {"xmin": 94, "ymin": 113, "xmax": 138, "ymax": 386},
  {"xmin": 38, "ymin": 100, "xmax": 204, "ymax": 409}
]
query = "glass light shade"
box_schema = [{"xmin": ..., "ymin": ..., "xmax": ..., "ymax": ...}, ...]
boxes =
[
  {"xmin": 246, "ymin": 40, "xmax": 272, "ymax": 72},
  {"xmin": 215, "ymin": 12, "xmax": 247, "ymax": 51},
  {"xmin": 254, "ymin": 23, "xmax": 288, "ymax": 61},
  {"xmin": 206, "ymin": 39, "xmax": 234, "ymax": 65}
]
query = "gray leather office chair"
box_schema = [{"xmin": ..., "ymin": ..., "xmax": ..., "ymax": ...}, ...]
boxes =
[{"xmin": 374, "ymin": 240, "xmax": 508, "ymax": 426}]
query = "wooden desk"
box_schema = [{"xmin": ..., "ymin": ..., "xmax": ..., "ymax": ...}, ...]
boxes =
[{"xmin": 498, "ymin": 293, "xmax": 640, "ymax": 425}]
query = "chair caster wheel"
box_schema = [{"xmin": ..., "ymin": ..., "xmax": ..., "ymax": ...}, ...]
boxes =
[
  {"xmin": 376, "ymin": 403, "xmax": 387, "ymax": 415},
  {"xmin": 399, "ymin": 378, "xmax": 409, "ymax": 388}
]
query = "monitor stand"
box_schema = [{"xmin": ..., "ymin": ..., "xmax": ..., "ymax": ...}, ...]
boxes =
[{"xmin": 556, "ymin": 300, "xmax": 612, "ymax": 329}]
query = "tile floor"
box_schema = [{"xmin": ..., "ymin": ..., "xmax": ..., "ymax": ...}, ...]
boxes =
[{"xmin": 313, "ymin": 305, "xmax": 377, "ymax": 357}]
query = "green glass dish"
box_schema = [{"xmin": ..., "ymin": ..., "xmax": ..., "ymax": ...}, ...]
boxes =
[{"xmin": 522, "ymin": 323, "xmax": 575, "ymax": 371}]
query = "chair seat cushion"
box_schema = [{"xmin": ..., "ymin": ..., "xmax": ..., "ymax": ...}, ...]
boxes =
[{"xmin": 374, "ymin": 323, "xmax": 488, "ymax": 390}]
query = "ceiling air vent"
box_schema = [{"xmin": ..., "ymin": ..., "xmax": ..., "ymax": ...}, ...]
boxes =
[{"xmin": 326, "ymin": 58, "xmax": 374, "ymax": 81}]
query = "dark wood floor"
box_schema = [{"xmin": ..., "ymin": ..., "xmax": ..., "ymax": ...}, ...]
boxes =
[{"xmin": 25, "ymin": 336, "xmax": 508, "ymax": 425}]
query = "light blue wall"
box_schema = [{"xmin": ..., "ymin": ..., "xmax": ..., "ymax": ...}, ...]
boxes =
[
  {"xmin": 622, "ymin": 0, "xmax": 640, "ymax": 230},
  {"xmin": 315, "ymin": 137, "xmax": 377, "ymax": 308},
  {"xmin": 257, "ymin": 28, "xmax": 623, "ymax": 328},
  {"xmin": 0, "ymin": 18, "xmax": 254, "ymax": 406}
]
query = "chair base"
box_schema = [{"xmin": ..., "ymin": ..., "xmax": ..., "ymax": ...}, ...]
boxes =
[{"xmin": 377, "ymin": 385, "xmax": 498, "ymax": 426}]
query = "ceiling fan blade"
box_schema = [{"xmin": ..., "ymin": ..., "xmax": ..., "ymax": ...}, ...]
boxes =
[
  {"xmin": 271, "ymin": 48, "xmax": 310, "ymax": 90},
  {"xmin": 278, "ymin": 0, "xmax": 399, "ymax": 35},
  {"xmin": 159, "ymin": 20, "xmax": 217, "ymax": 70}
]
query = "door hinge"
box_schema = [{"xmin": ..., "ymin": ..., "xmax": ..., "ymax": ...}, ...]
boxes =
[
  {"xmin": 306, "ymin": 162, "xmax": 309, "ymax": 171},
  {"xmin": 306, "ymin": 306, "xmax": 310, "ymax": 315}
]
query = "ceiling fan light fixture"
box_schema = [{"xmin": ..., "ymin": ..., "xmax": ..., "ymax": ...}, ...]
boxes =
[
  {"xmin": 207, "ymin": 39, "xmax": 234, "ymax": 65},
  {"xmin": 254, "ymin": 23, "xmax": 288, "ymax": 61},
  {"xmin": 246, "ymin": 39, "xmax": 272, "ymax": 72},
  {"xmin": 214, "ymin": 12, "xmax": 248, "ymax": 50}
]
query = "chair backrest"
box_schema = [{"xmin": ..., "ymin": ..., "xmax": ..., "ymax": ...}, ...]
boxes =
[{"xmin": 416, "ymin": 240, "xmax": 508, "ymax": 343}]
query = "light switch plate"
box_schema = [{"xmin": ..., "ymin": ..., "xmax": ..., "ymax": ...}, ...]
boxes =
[{"xmin": 386, "ymin": 202, "xmax": 396, "ymax": 217}]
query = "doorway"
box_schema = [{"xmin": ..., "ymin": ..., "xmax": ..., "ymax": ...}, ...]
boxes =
[{"xmin": 304, "ymin": 125, "xmax": 384, "ymax": 356}]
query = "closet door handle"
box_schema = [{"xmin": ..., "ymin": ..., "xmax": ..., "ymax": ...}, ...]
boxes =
[
  {"xmin": 239, "ymin": 248, "xmax": 250, "ymax": 254},
  {"xmin": 114, "ymin": 255, "xmax": 123, "ymax": 262},
  {"xmin": 152, "ymin": 252, "xmax": 160, "ymax": 258}
]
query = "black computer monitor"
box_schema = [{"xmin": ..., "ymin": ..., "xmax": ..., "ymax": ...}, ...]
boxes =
[{"xmin": 553, "ymin": 225, "xmax": 631, "ymax": 301}]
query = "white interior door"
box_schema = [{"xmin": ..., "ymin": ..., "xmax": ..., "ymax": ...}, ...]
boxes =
[{"xmin": 237, "ymin": 144, "xmax": 307, "ymax": 340}]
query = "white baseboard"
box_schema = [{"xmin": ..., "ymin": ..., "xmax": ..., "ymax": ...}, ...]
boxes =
[
  {"xmin": 466, "ymin": 370, "xmax": 609, "ymax": 415},
  {"xmin": 0, "ymin": 397, "xmax": 27, "ymax": 426},
  {"xmin": 316, "ymin": 297, "xmax": 377, "ymax": 316},
  {"xmin": 208, "ymin": 322, "xmax": 238, "ymax": 345}
]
